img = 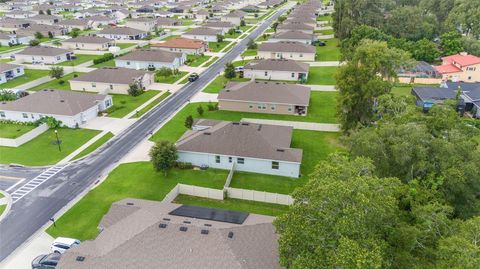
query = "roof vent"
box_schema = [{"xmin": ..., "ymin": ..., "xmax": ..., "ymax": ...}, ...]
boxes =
[
  {"xmin": 203, "ymin": 132, "xmax": 211, "ymax": 135},
  {"xmin": 277, "ymin": 149, "xmax": 285, "ymax": 152},
  {"xmin": 60, "ymin": 100, "xmax": 65, "ymax": 102},
  {"xmin": 159, "ymin": 223, "xmax": 167, "ymax": 228},
  {"xmin": 183, "ymin": 220, "xmax": 191, "ymax": 224},
  {"xmin": 241, "ymin": 122, "xmax": 249, "ymax": 126},
  {"xmin": 163, "ymin": 218, "xmax": 171, "ymax": 221},
  {"xmin": 228, "ymin": 231, "xmax": 234, "ymax": 238},
  {"xmin": 180, "ymin": 226, "xmax": 188, "ymax": 232},
  {"xmin": 201, "ymin": 229, "xmax": 209, "ymax": 235},
  {"xmin": 204, "ymin": 223, "xmax": 212, "ymax": 227},
  {"xmin": 232, "ymin": 122, "xmax": 240, "ymax": 125},
  {"xmin": 126, "ymin": 202, "xmax": 134, "ymax": 205},
  {"xmin": 76, "ymin": 256, "xmax": 85, "ymax": 262}
]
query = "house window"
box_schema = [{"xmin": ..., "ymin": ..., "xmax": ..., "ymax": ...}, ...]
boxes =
[
  {"xmin": 215, "ymin": 155, "xmax": 220, "ymax": 163},
  {"xmin": 92, "ymin": 83, "xmax": 96, "ymax": 88},
  {"xmin": 126, "ymin": 61, "xmax": 131, "ymax": 65},
  {"xmin": 249, "ymin": 104, "xmax": 253, "ymax": 109},
  {"xmin": 237, "ymin": 158, "xmax": 244, "ymax": 164},
  {"xmin": 271, "ymin": 105, "xmax": 276, "ymax": 110},
  {"xmin": 264, "ymin": 71, "xmax": 268, "ymax": 76},
  {"xmin": 272, "ymin": 161, "xmax": 279, "ymax": 170},
  {"xmin": 291, "ymin": 72, "xmax": 295, "ymax": 78},
  {"xmin": 22, "ymin": 113, "xmax": 28, "ymax": 118},
  {"xmin": 299, "ymin": 54, "xmax": 303, "ymax": 57},
  {"xmin": 0, "ymin": 111, "xmax": 5, "ymax": 118},
  {"xmin": 110, "ymin": 85, "xmax": 113, "ymax": 89},
  {"xmin": 228, "ymin": 157, "xmax": 232, "ymax": 163},
  {"xmin": 16, "ymin": 68, "xmax": 20, "ymax": 73}
]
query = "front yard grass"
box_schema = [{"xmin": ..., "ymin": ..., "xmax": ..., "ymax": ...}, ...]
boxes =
[
  {"xmin": 241, "ymin": 48, "xmax": 257, "ymax": 56},
  {"xmin": 222, "ymin": 42, "xmax": 236, "ymax": 52},
  {"xmin": 57, "ymin": 54, "xmax": 103, "ymax": 66},
  {"xmin": 315, "ymin": 38, "xmax": 341, "ymax": 61},
  {"xmin": 232, "ymin": 59, "xmax": 252, "ymax": 67},
  {"xmin": 106, "ymin": 90, "xmax": 160, "ymax": 118},
  {"xmin": 203, "ymin": 56, "xmax": 219, "ymax": 67},
  {"xmin": 115, "ymin": 43, "xmax": 135, "ymax": 49},
  {"xmin": 208, "ymin": 41, "xmax": 231, "ymax": 52},
  {"xmin": 155, "ymin": 71, "xmax": 188, "ymax": 84},
  {"xmin": 91, "ymin": 58, "xmax": 115, "ymax": 68},
  {"xmin": 306, "ymin": 66, "xmax": 338, "ymax": 85},
  {"xmin": 1, "ymin": 69, "xmax": 50, "ymax": 89},
  {"xmin": 72, "ymin": 132, "xmax": 114, "ymax": 160},
  {"xmin": 173, "ymin": 194, "xmax": 289, "ymax": 216},
  {"xmin": 186, "ymin": 54, "xmax": 211, "ymax": 67},
  {"xmin": 0, "ymin": 128, "xmax": 101, "ymax": 166},
  {"xmin": 131, "ymin": 91, "xmax": 171, "ymax": 118},
  {"xmin": 0, "ymin": 123, "xmax": 37, "ymax": 139},
  {"xmin": 46, "ymin": 162, "xmax": 229, "ymax": 240},
  {"xmin": 202, "ymin": 75, "xmax": 249, "ymax": 93},
  {"xmin": 29, "ymin": 72, "xmax": 83, "ymax": 91},
  {"xmin": 316, "ymin": 14, "xmax": 332, "ymax": 22}
]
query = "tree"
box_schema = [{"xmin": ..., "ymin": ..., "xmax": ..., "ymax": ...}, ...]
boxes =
[
  {"xmin": 216, "ymin": 34, "xmax": 224, "ymax": 43},
  {"xmin": 49, "ymin": 66, "xmax": 64, "ymax": 79},
  {"xmin": 46, "ymin": 9, "xmax": 51, "ymax": 15},
  {"xmin": 445, "ymin": 0, "xmax": 480, "ymax": 38},
  {"xmin": 70, "ymin": 28, "xmax": 80, "ymax": 38},
  {"xmin": 127, "ymin": 83, "xmax": 143, "ymax": 97},
  {"xmin": 440, "ymin": 31, "xmax": 464, "ymax": 56},
  {"xmin": 247, "ymin": 38, "xmax": 257, "ymax": 49},
  {"xmin": 461, "ymin": 37, "xmax": 480, "ymax": 56},
  {"xmin": 196, "ymin": 105, "xmax": 204, "ymax": 116},
  {"xmin": 340, "ymin": 25, "xmax": 391, "ymax": 60},
  {"xmin": 271, "ymin": 22, "xmax": 279, "ymax": 32},
  {"xmin": 184, "ymin": 115, "xmax": 194, "ymax": 129},
  {"xmin": 29, "ymin": 39, "xmax": 40, "ymax": 46},
  {"xmin": 149, "ymin": 141, "xmax": 177, "ymax": 176},
  {"xmin": 382, "ymin": 6, "xmax": 437, "ymax": 41},
  {"xmin": 412, "ymin": 38, "xmax": 440, "ymax": 62},
  {"xmin": 38, "ymin": 10, "xmax": 44, "ymax": 15},
  {"xmin": 48, "ymin": 31, "xmax": 54, "ymax": 39},
  {"xmin": 240, "ymin": 20, "xmax": 246, "ymax": 27},
  {"xmin": 227, "ymin": 28, "xmax": 235, "ymax": 36},
  {"xmin": 34, "ymin": 32, "xmax": 44, "ymax": 39},
  {"xmin": 223, "ymin": 62, "xmax": 236, "ymax": 79},
  {"xmin": 38, "ymin": 116, "xmax": 62, "ymax": 128},
  {"xmin": 0, "ymin": 90, "xmax": 17, "ymax": 101},
  {"xmin": 156, "ymin": 67, "xmax": 173, "ymax": 79}
]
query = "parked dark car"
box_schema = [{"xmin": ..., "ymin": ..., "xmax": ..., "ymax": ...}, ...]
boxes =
[
  {"xmin": 188, "ymin": 73, "xmax": 199, "ymax": 82},
  {"xmin": 32, "ymin": 253, "xmax": 61, "ymax": 269}
]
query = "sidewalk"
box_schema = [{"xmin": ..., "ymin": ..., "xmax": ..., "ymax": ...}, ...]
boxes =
[
  {"xmin": 0, "ymin": 231, "xmax": 53, "ymax": 269},
  {"xmin": 241, "ymin": 118, "xmax": 340, "ymax": 132}
]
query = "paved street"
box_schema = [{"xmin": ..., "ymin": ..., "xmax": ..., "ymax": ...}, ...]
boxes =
[
  {"xmin": 0, "ymin": 6, "xmax": 289, "ymax": 263},
  {"xmin": 0, "ymin": 166, "xmax": 45, "ymax": 192}
]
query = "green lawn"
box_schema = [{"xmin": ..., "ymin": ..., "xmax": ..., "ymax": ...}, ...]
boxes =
[
  {"xmin": 256, "ymin": 34, "xmax": 271, "ymax": 42},
  {"xmin": 163, "ymin": 35, "xmax": 180, "ymax": 41},
  {"xmin": 131, "ymin": 91, "xmax": 171, "ymax": 118},
  {"xmin": 202, "ymin": 75, "xmax": 249, "ymax": 93},
  {"xmin": 57, "ymin": 54, "xmax": 102, "ymax": 66},
  {"xmin": 0, "ymin": 58, "xmax": 13, "ymax": 62},
  {"xmin": 46, "ymin": 162, "xmax": 229, "ymax": 240},
  {"xmin": 155, "ymin": 71, "xmax": 188, "ymax": 84},
  {"xmin": 29, "ymin": 72, "xmax": 83, "ymax": 91},
  {"xmin": 0, "ymin": 45, "xmax": 26, "ymax": 53},
  {"xmin": 106, "ymin": 90, "xmax": 160, "ymax": 118},
  {"xmin": 0, "ymin": 123, "xmax": 37, "ymax": 139},
  {"xmin": 0, "ymin": 192, "xmax": 4, "ymax": 198},
  {"xmin": 225, "ymin": 32, "xmax": 242, "ymax": 38},
  {"xmin": 241, "ymin": 48, "xmax": 257, "ymax": 56},
  {"xmin": 392, "ymin": 85, "xmax": 413, "ymax": 96},
  {"xmin": 306, "ymin": 66, "xmax": 338, "ymax": 85},
  {"xmin": 115, "ymin": 43, "xmax": 135, "ymax": 49},
  {"xmin": 222, "ymin": 42, "xmax": 236, "ymax": 52},
  {"xmin": 0, "ymin": 204, "xmax": 6, "ymax": 216},
  {"xmin": 186, "ymin": 54, "xmax": 211, "ymax": 67},
  {"xmin": 0, "ymin": 128, "xmax": 100, "ymax": 166},
  {"xmin": 1, "ymin": 69, "xmax": 50, "ymax": 89},
  {"xmin": 315, "ymin": 38, "xmax": 341, "ymax": 61},
  {"xmin": 208, "ymin": 41, "xmax": 231, "ymax": 52},
  {"xmin": 203, "ymin": 56, "xmax": 219, "ymax": 67},
  {"xmin": 72, "ymin": 132, "xmax": 114, "ymax": 160},
  {"xmin": 318, "ymin": 29, "xmax": 334, "ymax": 35},
  {"xmin": 174, "ymin": 195, "xmax": 289, "ymax": 216},
  {"xmin": 91, "ymin": 59, "xmax": 115, "ymax": 68},
  {"xmin": 316, "ymin": 14, "xmax": 332, "ymax": 22},
  {"xmin": 232, "ymin": 59, "xmax": 252, "ymax": 67}
]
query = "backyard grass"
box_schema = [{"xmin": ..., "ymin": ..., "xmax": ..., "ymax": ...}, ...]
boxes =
[
  {"xmin": 173, "ymin": 195, "xmax": 289, "ymax": 216},
  {"xmin": 186, "ymin": 54, "xmax": 211, "ymax": 67},
  {"xmin": 72, "ymin": 132, "xmax": 114, "ymax": 160},
  {"xmin": 155, "ymin": 71, "xmax": 188, "ymax": 84},
  {"xmin": 318, "ymin": 29, "xmax": 334, "ymax": 35},
  {"xmin": 315, "ymin": 38, "xmax": 341, "ymax": 61},
  {"xmin": 203, "ymin": 56, "xmax": 219, "ymax": 67},
  {"xmin": 46, "ymin": 162, "xmax": 229, "ymax": 240},
  {"xmin": 0, "ymin": 123, "xmax": 37, "ymax": 139},
  {"xmin": 91, "ymin": 59, "xmax": 115, "ymax": 68},
  {"xmin": 208, "ymin": 41, "xmax": 231, "ymax": 52},
  {"xmin": 1, "ymin": 69, "xmax": 50, "ymax": 89},
  {"xmin": 57, "ymin": 54, "xmax": 103, "ymax": 66},
  {"xmin": 306, "ymin": 66, "xmax": 338, "ymax": 85},
  {"xmin": 202, "ymin": 75, "xmax": 249, "ymax": 93},
  {"xmin": 106, "ymin": 90, "xmax": 160, "ymax": 118},
  {"xmin": 0, "ymin": 128, "xmax": 100, "ymax": 166},
  {"xmin": 29, "ymin": 72, "xmax": 83, "ymax": 91},
  {"xmin": 241, "ymin": 48, "xmax": 257, "ymax": 56},
  {"xmin": 115, "ymin": 43, "xmax": 135, "ymax": 49},
  {"xmin": 392, "ymin": 85, "xmax": 413, "ymax": 96},
  {"xmin": 131, "ymin": 91, "xmax": 171, "ymax": 118}
]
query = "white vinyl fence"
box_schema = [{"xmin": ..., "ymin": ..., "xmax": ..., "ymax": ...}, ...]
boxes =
[
  {"xmin": 163, "ymin": 183, "xmax": 225, "ymax": 203},
  {"xmin": 226, "ymin": 187, "xmax": 294, "ymax": 205},
  {"xmin": 0, "ymin": 124, "xmax": 48, "ymax": 147}
]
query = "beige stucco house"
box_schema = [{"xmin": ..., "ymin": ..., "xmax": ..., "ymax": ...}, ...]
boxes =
[
  {"xmin": 62, "ymin": 36, "xmax": 115, "ymax": 51},
  {"xmin": 434, "ymin": 53, "xmax": 480, "ymax": 82},
  {"xmin": 257, "ymin": 41, "xmax": 316, "ymax": 62},
  {"xmin": 243, "ymin": 59, "xmax": 309, "ymax": 81}
]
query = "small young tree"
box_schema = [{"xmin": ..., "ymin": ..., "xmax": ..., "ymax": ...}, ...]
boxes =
[
  {"xmin": 240, "ymin": 20, "xmax": 246, "ymax": 27},
  {"xmin": 29, "ymin": 39, "xmax": 40, "ymax": 46},
  {"xmin": 197, "ymin": 105, "xmax": 204, "ymax": 116},
  {"xmin": 46, "ymin": 9, "xmax": 51, "ymax": 15},
  {"xmin": 70, "ymin": 28, "xmax": 80, "ymax": 38},
  {"xmin": 216, "ymin": 34, "xmax": 224, "ymax": 43},
  {"xmin": 227, "ymin": 28, "xmax": 235, "ymax": 36},
  {"xmin": 0, "ymin": 90, "xmax": 17, "ymax": 101},
  {"xmin": 34, "ymin": 32, "xmax": 44, "ymax": 39},
  {"xmin": 48, "ymin": 31, "xmax": 54, "ymax": 39},
  {"xmin": 38, "ymin": 116, "xmax": 62, "ymax": 129},
  {"xmin": 272, "ymin": 22, "xmax": 279, "ymax": 32},
  {"xmin": 157, "ymin": 67, "xmax": 173, "ymax": 79},
  {"xmin": 184, "ymin": 115, "xmax": 194, "ymax": 129},
  {"xmin": 149, "ymin": 140, "xmax": 178, "ymax": 176},
  {"xmin": 247, "ymin": 38, "xmax": 257, "ymax": 49},
  {"xmin": 223, "ymin": 62, "xmax": 236, "ymax": 79},
  {"xmin": 127, "ymin": 83, "xmax": 144, "ymax": 96},
  {"xmin": 49, "ymin": 66, "xmax": 64, "ymax": 79}
]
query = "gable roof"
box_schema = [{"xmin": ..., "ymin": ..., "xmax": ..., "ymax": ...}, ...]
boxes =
[
  {"xmin": 117, "ymin": 49, "xmax": 183, "ymax": 62},
  {"xmin": 270, "ymin": 30, "xmax": 315, "ymax": 40},
  {"xmin": 0, "ymin": 63, "xmax": 22, "ymax": 73},
  {"xmin": 97, "ymin": 26, "xmax": 146, "ymax": 36},
  {"xmin": 70, "ymin": 67, "xmax": 150, "ymax": 84},
  {"xmin": 204, "ymin": 21, "xmax": 235, "ymax": 29},
  {"xmin": 245, "ymin": 59, "xmax": 309, "ymax": 72},
  {"xmin": 63, "ymin": 36, "xmax": 113, "ymax": 44},
  {"xmin": 183, "ymin": 27, "xmax": 222, "ymax": 36},
  {"xmin": 16, "ymin": 46, "xmax": 71, "ymax": 56},
  {"xmin": 151, "ymin": 37, "xmax": 206, "ymax": 49},
  {"xmin": 258, "ymin": 41, "xmax": 316, "ymax": 53}
]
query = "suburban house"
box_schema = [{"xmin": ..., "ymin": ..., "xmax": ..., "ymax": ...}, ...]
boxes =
[
  {"xmin": 16, "ymin": 23, "xmax": 67, "ymax": 37},
  {"xmin": 88, "ymin": 15, "xmax": 117, "ymax": 29},
  {"xmin": 28, "ymin": 15, "xmax": 61, "ymax": 25},
  {"xmin": 115, "ymin": 49, "xmax": 185, "ymax": 70},
  {"xmin": 150, "ymin": 37, "xmax": 208, "ymax": 55},
  {"xmin": 182, "ymin": 27, "xmax": 222, "ymax": 42},
  {"xmin": 218, "ymin": 80, "xmax": 311, "ymax": 116},
  {"xmin": 203, "ymin": 21, "xmax": 235, "ymax": 34},
  {"xmin": 0, "ymin": 18, "xmax": 31, "ymax": 31},
  {"xmin": 58, "ymin": 19, "xmax": 92, "ymax": 31},
  {"xmin": 125, "ymin": 17, "xmax": 157, "ymax": 32},
  {"xmin": 277, "ymin": 22, "xmax": 314, "ymax": 34},
  {"xmin": 154, "ymin": 10, "xmax": 174, "ymax": 18},
  {"xmin": 195, "ymin": 10, "xmax": 210, "ymax": 22},
  {"xmin": 434, "ymin": 53, "xmax": 480, "ymax": 82},
  {"xmin": 155, "ymin": 17, "xmax": 181, "ymax": 27},
  {"xmin": 285, "ymin": 17, "xmax": 317, "ymax": 28},
  {"xmin": 0, "ymin": 89, "xmax": 113, "ymax": 128},
  {"xmin": 70, "ymin": 67, "xmax": 154, "ymax": 94},
  {"xmin": 0, "ymin": 33, "xmax": 33, "ymax": 46},
  {"xmin": 14, "ymin": 46, "xmax": 74, "ymax": 64},
  {"xmin": 57, "ymin": 199, "xmax": 281, "ymax": 269},
  {"xmin": 176, "ymin": 119, "xmax": 303, "ymax": 177},
  {"xmin": 62, "ymin": 36, "xmax": 115, "ymax": 51},
  {"xmin": 0, "ymin": 63, "xmax": 24, "ymax": 85},
  {"xmin": 96, "ymin": 27, "xmax": 148, "ymax": 40},
  {"xmin": 5, "ymin": 10, "xmax": 36, "ymax": 19},
  {"xmin": 258, "ymin": 41, "xmax": 316, "ymax": 61},
  {"xmin": 243, "ymin": 59, "xmax": 309, "ymax": 81},
  {"xmin": 412, "ymin": 81, "xmax": 480, "ymax": 118},
  {"xmin": 269, "ymin": 30, "xmax": 316, "ymax": 45},
  {"xmin": 221, "ymin": 10, "xmax": 247, "ymax": 25}
]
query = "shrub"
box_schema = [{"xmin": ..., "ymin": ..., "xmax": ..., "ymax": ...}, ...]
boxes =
[
  {"xmin": 58, "ymin": 79, "xmax": 65, "ymax": 85},
  {"xmin": 175, "ymin": 162, "xmax": 193, "ymax": 169},
  {"xmin": 92, "ymin": 53, "xmax": 114, "ymax": 65}
]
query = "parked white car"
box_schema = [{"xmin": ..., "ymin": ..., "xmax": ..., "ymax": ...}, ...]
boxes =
[{"xmin": 51, "ymin": 237, "xmax": 80, "ymax": 254}]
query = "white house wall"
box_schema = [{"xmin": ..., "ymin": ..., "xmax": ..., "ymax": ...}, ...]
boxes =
[
  {"xmin": 115, "ymin": 57, "xmax": 184, "ymax": 70},
  {"xmin": 244, "ymin": 69, "xmax": 307, "ymax": 81}
]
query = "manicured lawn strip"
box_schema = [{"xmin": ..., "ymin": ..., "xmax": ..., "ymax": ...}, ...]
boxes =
[
  {"xmin": 57, "ymin": 54, "xmax": 103, "ymax": 66},
  {"xmin": 155, "ymin": 71, "xmax": 188, "ymax": 84},
  {"xmin": 163, "ymin": 35, "xmax": 180, "ymax": 41},
  {"xmin": 72, "ymin": 132, "xmax": 114, "ymax": 160},
  {"xmin": 0, "ymin": 45, "xmax": 26, "ymax": 53},
  {"xmin": 131, "ymin": 91, "xmax": 171, "ymax": 118},
  {"xmin": 115, "ymin": 43, "xmax": 135, "ymax": 49},
  {"xmin": 316, "ymin": 14, "xmax": 332, "ymax": 21},
  {"xmin": 46, "ymin": 162, "xmax": 228, "ymax": 240},
  {"xmin": 225, "ymin": 32, "xmax": 242, "ymax": 38},
  {"xmin": 256, "ymin": 34, "xmax": 271, "ymax": 42},
  {"xmin": 173, "ymin": 194, "xmax": 289, "ymax": 216},
  {"xmin": 306, "ymin": 66, "xmax": 338, "ymax": 85},
  {"xmin": 186, "ymin": 54, "xmax": 211, "ymax": 67},
  {"xmin": 106, "ymin": 91, "xmax": 160, "ymax": 118},
  {"xmin": 231, "ymin": 130, "xmax": 343, "ymax": 194},
  {"xmin": 222, "ymin": 42, "xmax": 236, "ymax": 52},
  {"xmin": 0, "ymin": 204, "xmax": 6, "ymax": 216},
  {"xmin": 0, "ymin": 192, "xmax": 4, "ymax": 198},
  {"xmin": 0, "ymin": 58, "xmax": 12, "ymax": 62},
  {"xmin": 91, "ymin": 59, "xmax": 115, "ymax": 68},
  {"xmin": 240, "ymin": 25, "xmax": 253, "ymax": 32},
  {"xmin": 208, "ymin": 41, "xmax": 231, "ymax": 52},
  {"xmin": 203, "ymin": 56, "xmax": 218, "ymax": 67},
  {"xmin": 241, "ymin": 48, "xmax": 257, "ymax": 56},
  {"xmin": 0, "ymin": 123, "xmax": 36, "ymax": 139},
  {"xmin": 0, "ymin": 128, "xmax": 100, "ymax": 166},
  {"xmin": 315, "ymin": 38, "xmax": 341, "ymax": 61},
  {"xmin": 232, "ymin": 59, "xmax": 252, "ymax": 67},
  {"xmin": 202, "ymin": 75, "xmax": 249, "ymax": 93},
  {"xmin": 317, "ymin": 29, "xmax": 334, "ymax": 35},
  {"xmin": 29, "ymin": 72, "xmax": 83, "ymax": 91},
  {"xmin": 1, "ymin": 69, "xmax": 50, "ymax": 89}
]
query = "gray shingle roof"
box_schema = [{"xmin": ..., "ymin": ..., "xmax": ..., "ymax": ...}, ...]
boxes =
[
  {"xmin": 71, "ymin": 67, "xmax": 150, "ymax": 84},
  {"xmin": 0, "ymin": 63, "xmax": 21, "ymax": 73},
  {"xmin": 184, "ymin": 27, "xmax": 222, "ymax": 36},
  {"xmin": 16, "ymin": 46, "xmax": 71, "ymax": 56},
  {"xmin": 245, "ymin": 59, "xmax": 309, "ymax": 72},
  {"xmin": 258, "ymin": 41, "xmax": 316, "ymax": 53},
  {"xmin": 97, "ymin": 26, "xmax": 146, "ymax": 35},
  {"xmin": 271, "ymin": 31, "xmax": 315, "ymax": 40}
]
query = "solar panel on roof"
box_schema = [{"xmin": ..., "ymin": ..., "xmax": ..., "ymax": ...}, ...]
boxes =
[{"xmin": 169, "ymin": 205, "xmax": 249, "ymax": 225}]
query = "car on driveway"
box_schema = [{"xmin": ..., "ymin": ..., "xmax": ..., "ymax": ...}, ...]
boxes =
[
  {"xmin": 31, "ymin": 253, "xmax": 61, "ymax": 269},
  {"xmin": 51, "ymin": 237, "xmax": 80, "ymax": 254}
]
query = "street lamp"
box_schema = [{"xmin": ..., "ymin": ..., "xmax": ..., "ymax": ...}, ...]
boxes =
[{"xmin": 54, "ymin": 129, "xmax": 61, "ymax": 152}]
